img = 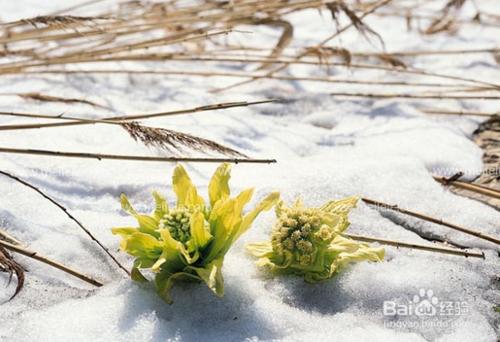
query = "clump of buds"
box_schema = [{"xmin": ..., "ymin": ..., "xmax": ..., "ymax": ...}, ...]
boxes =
[{"xmin": 248, "ymin": 197, "xmax": 384, "ymax": 282}]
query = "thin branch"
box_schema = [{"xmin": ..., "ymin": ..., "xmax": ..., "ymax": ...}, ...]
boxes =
[
  {"xmin": 214, "ymin": 0, "xmax": 394, "ymax": 92},
  {"xmin": 421, "ymin": 108, "xmax": 497, "ymax": 117},
  {"xmin": 353, "ymin": 47, "xmax": 500, "ymax": 57},
  {"xmin": 18, "ymin": 68, "xmax": 489, "ymax": 90},
  {"xmin": 0, "ymin": 245, "xmax": 24, "ymax": 300},
  {"xmin": 328, "ymin": 92, "xmax": 500, "ymax": 100},
  {"xmin": 344, "ymin": 233, "xmax": 485, "ymax": 259},
  {"xmin": 361, "ymin": 197, "xmax": 500, "ymax": 245},
  {"xmin": 0, "ymin": 147, "xmax": 276, "ymax": 164},
  {"xmin": 0, "ymin": 99, "xmax": 275, "ymax": 131},
  {"xmin": 0, "ymin": 228, "xmax": 24, "ymax": 246},
  {"xmin": 0, "ymin": 239, "xmax": 103, "ymax": 287},
  {"xmin": 433, "ymin": 176, "xmax": 500, "ymax": 200},
  {"xmin": 0, "ymin": 170, "xmax": 130, "ymax": 275}
]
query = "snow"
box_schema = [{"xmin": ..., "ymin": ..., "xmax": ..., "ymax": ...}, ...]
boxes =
[{"xmin": 1, "ymin": 1, "xmax": 499, "ymax": 341}]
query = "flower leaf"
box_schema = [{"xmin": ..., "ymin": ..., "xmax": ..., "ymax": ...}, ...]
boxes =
[
  {"xmin": 188, "ymin": 258, "xmax": 224, "ymax": 297},
  {"xmin": 131, "ymin": 259, "xmax": 149, "ymax": 282},
  {"xmin": 155, "ymin": 271, "xmax": 201, "ymax": 304}
]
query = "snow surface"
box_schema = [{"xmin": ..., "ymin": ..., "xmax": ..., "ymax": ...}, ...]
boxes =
[{"xmin": 1, "ymin": 1, "xmax": 499, "ymax": 341}]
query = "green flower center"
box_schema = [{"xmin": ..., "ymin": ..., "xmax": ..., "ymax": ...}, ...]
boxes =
[
  {"xmin": 271, "ymin": 208, "xmax": 324, "ymax": 265},
  {"xmin": 159, "ymin": 207, "xmax": 192, "ymax": 243}
]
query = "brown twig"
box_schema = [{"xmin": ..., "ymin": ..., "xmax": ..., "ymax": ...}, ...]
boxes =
[
  {"xmin": 13, "ymin": 92, "xmax": 109, "ymax": 109},
  {"xmin": 17, "ymin": 68, "xmax": 489, "ymax": 90},
  {"xmin": 433, "ymin": 176, "xmax": 500, "ymax": 200},
  {"xmin": 0, "ymin": 239, "xmax": 103, "ymax": 287},
  {"xmin": 328, "ymin": 92, "xmax": 500, "ymax": 100},
  {"xmin": 0, "ymin": 170, "xmax": 130, "ymax": 275},
  {"xmin": 0, "ymin": 147, "xmax": 276, "ymax": 164},
  {"xmin": 0, "ymin": 228, "xmax": 24, "ymax": 246},
  {"xmin": 213, "ymin": 0, "xmax": 394, "ymax": 92},
  {"xmin": 0, "ymin": 99, "xmax": 275, "ymax": 131},
  {"xmin": 421, "ymin": 108, "xmax": 498, "ymax": 117},
  {"xmin": 361, "ymin": 197, "xmax": 500, "ymax": 245},
  {"xmin": 0, "ymin": 245, "xmax": 24, "ymax": 300},
  {"xmin": 344, "ymin": 233, "xmax": 485, "ymax": 258}
]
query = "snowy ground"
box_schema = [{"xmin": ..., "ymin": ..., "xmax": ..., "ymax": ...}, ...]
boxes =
[{"xmin": 0, "ymin": 1, "xmax": 499, "ymax": 341}]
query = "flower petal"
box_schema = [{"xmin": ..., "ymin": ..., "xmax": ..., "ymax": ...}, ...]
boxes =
[
  {"xmin": 120, "ymin": 194, "xmax": 159, "ymax": 235},
  {"xmin": 320, "ymin": 196, "xmax": 359, "ymax": 214},
  {"xmin": 190, "ymin": 210, "xmax": 213, "ymax": 250},
  {"xmin": 121, "ymin": 232, "xmax": 163, "ymax": 259},
  {"xmin": 159, "ymin": 228, "xmax": 198, "ymax": 265},
  {"xmin": 237, "ymin": 191, "xmax": 280, "ymax": 240},
  {"xmin": 329, "ymin": 235, "xmax": 385, "ymax": 269},
  {"xmin": 152, "ymin": 191, "xmax": 168, "ymax": 220},
  {"xmin": 111, "ymin": 226, "xmax": 138, "ymax": 237},
  {"xmin": 246, "ymin": 241, "xmax": 273, "ymax": 258},
  {"xmin": 208, "ymin": 163, "xmax": 231, "ymax": 207},
  {"xmin": 172, "ymin": 164, "xmax": 204, "ymax": 207}
]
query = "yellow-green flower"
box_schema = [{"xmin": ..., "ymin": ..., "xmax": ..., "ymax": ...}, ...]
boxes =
[
  {"xmin": 112, "ymin": 163, "xmax": 279, "ymax": 303},
  {"xmin": 247, "ymin": 197, "xmax": 384, "ymax": 282}
]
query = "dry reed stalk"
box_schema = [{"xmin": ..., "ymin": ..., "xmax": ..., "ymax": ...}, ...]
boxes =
[
  {"xmin": 373, "ymin": 11, "xmax": 500, "ymax": 29},
  {"xmin": 433, "ymin": 176, "xmax": 500, "ymax": 200},
  {"xmin": 9, "ymin": 92, "xmax": 107, "ymax": 108},
  {"xmin": 0, "ymin": 147, "xmax": 276, "ymax": 164},
  {"xmin": 17, "ymin": 68, "xmax": 486, "ymax": 90},
  {"xmin": 214, "ymin": 0, "xmax": 393, "ymax": 92},
  {"xmin": 350, "ymin": 47, "xmax": 500, "ymax": 57},
  {"xmin": 361, "ymin": 197, "xmax": 500, "ymax": 245},
  {"xmin": 0, "ymin": 170, "xmax": 130, "ymax": 276},
  {"xmin": 17, "ymin": 65, "xmax": 496, "ymax": 93},
  {"xmin": 0, "ymin": 245, "xmax": 24, "ymax": 300},
  {"xmin": 250, "ymin": 18, "xmax": 293, "ymax": 69},
  {"xmin": 53, "ymin": 54, "xmax": 495, "ymax": 91},
  {"xmin": 327, "ymin": 1, "xmax": 385, "ymax": 48},
  {"xmin": 421, "ymin": 108, "xmax": 497, "ymax": 117},
  {"xmin": 199, "ymin": 46, "xmax": 500, "ymax": 57},
  {"xmin": 1, "ymin": 0, "xmax": 322, "ymax": 49},
  {"xmin": 2, "ymin": 1, "xmax": 496, "ymax": 94},
  {"xmin": 328, "ymin": 92, "xmax": 500, "ymax": 100},
  {"xmin": 0, "ymin": 228, "xmax": 24, "ymax": 246},
  {"xmin": 343, "ymin": 233, "xmax": 484, "ymax": 258},
  {"xmin": 58, "ymin": 28, "xmax": 231, "ymax": 60},
  {"xmin": 423, "ymin": 0, "xmax": 467, "ymax": 35},
  {"xmin": 0, "ymin": 27, "xmax": 232, "ymax": 73},
  {"xmin": 0, "ymin": 239, "xmax": 103, "ymax": 287},
  {"xmin": 0, "ymin": 109, "xmax": 245, "ymax": 156},
  {"xmin": 48, "ymin": 0, "xmax": 112, "ymax": 16},
  {"xmin": 0, "ymin": 99, "xmax": 274, "ymax": 131}
]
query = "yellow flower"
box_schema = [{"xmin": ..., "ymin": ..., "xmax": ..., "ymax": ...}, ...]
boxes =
[
  {"xmin": 247, "ymin": 197, "xmax": 384, "ymax": 282},
  {"xmin": 112, "ymin": 163, "xmax": 279, "ymax": 303}
]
